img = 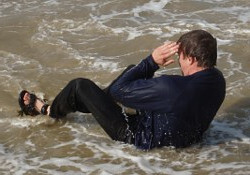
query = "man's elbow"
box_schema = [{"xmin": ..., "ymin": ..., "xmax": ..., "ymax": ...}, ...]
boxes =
[{"xmin": 109, "ymin": 84, "xmax": 121, "ymax": 99}]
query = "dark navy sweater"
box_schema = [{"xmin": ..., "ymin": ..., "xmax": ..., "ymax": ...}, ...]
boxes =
[{"xmin": 110, "ymin": 55, "xmax": 226, "ymax": 149}]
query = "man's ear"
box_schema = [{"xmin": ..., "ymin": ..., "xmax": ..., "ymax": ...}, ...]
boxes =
[{"xmin": 187, "ymin": 56, "xmax": 196, "ymax": 65}]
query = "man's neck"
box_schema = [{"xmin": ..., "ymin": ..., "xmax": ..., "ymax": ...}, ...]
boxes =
[{"xmin": 185, "ymin": 66, "xmax": 207, "ymax": 76}]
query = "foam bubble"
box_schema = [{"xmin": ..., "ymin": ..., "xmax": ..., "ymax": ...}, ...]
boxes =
[
  {"xmin": 0, "ymin": 144, "xmax": 5, "ymax": 154},
  {"xmin": 92, "ymin": 60, "xmax": 119, "ymax": 71},
  {"xmin": 0, "ymin": 116, "xmax": 47, "ymax": 128},
  {"xmin": 0, "ymin": 50, "xmax": 43, "ymax": 92},
  {"xmin": 238, "ymin": 11, "xmax": 250, "ymax": 23},
  {"xmin": 43, "ymin": 0, "xmax": 59, "ymax": 5},
  {"xmin": 132, "ymin": 0, "xmax": 171, "ymax": 15},
  {"xmin": 216, "ymin": 38, "xmax": 232, "ymax": 46},
  {"xmin": 203, "ymin": 162, "xmax": 250, "ymax": 172}
]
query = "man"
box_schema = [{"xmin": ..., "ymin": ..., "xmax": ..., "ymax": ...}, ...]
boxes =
[{"xmin": 18, "ymin": 30, "xmax": 225, "ymax": 150}]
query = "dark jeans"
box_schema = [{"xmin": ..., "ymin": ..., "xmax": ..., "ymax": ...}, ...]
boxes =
[{"xmin": 49, "ymin": 65, "xmax": 138, "ymax": 144}]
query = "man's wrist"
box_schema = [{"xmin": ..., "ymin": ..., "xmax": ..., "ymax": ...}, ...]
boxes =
[{"xmin": 146, "ymin": 54, "xmax": 160, "ymax": 70}]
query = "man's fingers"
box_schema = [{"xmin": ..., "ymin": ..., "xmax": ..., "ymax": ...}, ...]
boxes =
[
  {"xmin": 161, "ymin": 48, "xmax": 178, "ymax": 58},
  {"xmin": 163, "ymin": 41, "xmax": 178, "ymax": 49},
  {"xmin": 163, "ymin": 59, "xmax": 175, "ymax": 66},
  {"xmin": 160, "ymin": 43, "xmax": 179, "ymax": 55}
]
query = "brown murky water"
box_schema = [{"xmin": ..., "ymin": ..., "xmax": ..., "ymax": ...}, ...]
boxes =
[{"xmin": 0, "ymin": 0, "xmax": 249, "ymax": 174}]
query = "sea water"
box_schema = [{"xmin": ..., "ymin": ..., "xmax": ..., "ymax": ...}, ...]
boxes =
[{"xmin": 0, "ymin": 0, "xmax": 249, "ymax": 174}]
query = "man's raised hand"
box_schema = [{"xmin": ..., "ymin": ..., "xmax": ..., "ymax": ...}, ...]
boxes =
[{"xmin": 152, "ymin": 42, "xmax": 179, "ymax": 66}]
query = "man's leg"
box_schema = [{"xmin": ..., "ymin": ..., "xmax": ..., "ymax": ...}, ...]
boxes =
[
  {"xmin": 49, "ymin": 64, "xmax": 135, "ymax": 117},
  {"xmin": 50, "ymin": 78, "xmax": 136, "ymax": 142}
]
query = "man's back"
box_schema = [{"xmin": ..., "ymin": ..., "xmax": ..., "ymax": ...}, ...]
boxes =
[
  {"xmin": 172, "ymin": 68, "xmax": 226, "ymax": 132},
  {"xmin": 152, "ymin": 67, "xmax": 226, "ymax": 148}
]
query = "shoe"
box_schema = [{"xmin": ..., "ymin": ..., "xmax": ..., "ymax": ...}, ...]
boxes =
[{"xmin": 18, "ymin": 90, "xmax": 49, "ymax": 116}]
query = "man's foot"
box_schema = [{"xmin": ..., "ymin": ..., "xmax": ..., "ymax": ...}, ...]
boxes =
[{"xmin": 18, "ymin": 90, "xmax": 50, "ymax": 116}]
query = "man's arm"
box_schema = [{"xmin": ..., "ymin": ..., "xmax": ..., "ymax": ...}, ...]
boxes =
[
  {"xmin": 109, "ymin": 55, "xmax": 161, "ymax": 110},
  {"xmin": 109, "ymin": 42, "xmax": 179, "ymax": 110}
]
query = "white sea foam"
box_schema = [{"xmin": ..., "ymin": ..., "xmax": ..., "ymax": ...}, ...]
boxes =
[
  {"xmin": 0, "ymin": 51, "xmax": 40, "ymax": 71},
  {"xmin": 6, "ymin": 117, "xmax": 46, "ymax": 128},
  {"xmin": 0, "ymin": 109, "xmax": 249, "ymax": 174},
  {"xmin": 216, "ymin": 38, "xmax": 232, "ymax": 46},
  {"xmin": 132, "ymin": 0, "xmax": 171, "ymax": 15},
  {"xmin": 203, "ymin": 162, "xmax": 250, "ymax": 172},
  {"xmin": 0, "ymin": 50, "xmax": 43, "ymax": 92},
  {"xmin": 31, "ymin": 19, "xmax": 122, "ymax": 72},
  {"xmin": 238, "ymin": 11, "xmax": 250, "ymax": 23},
  {"xmin": 92, "ymin": 60, "xmax": 119, "ymax": 72},
  {"xmin": 25, "ymin": 140, "xmax": 35, "ymax": 147},
  {"xmin": 0, "ymin": 144, "xmax": 5, "ymax": 155},
  {"xmin": 43, "ymin": 0, "xmax": 59, "ymax": 6}
]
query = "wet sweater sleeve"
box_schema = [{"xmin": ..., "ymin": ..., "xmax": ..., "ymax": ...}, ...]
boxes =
[{"xmin": 109, "ymin": 55, "xmax": 165, "ymax": 110}]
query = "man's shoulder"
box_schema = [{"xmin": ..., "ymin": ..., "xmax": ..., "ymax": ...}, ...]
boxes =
[
  {"xmin": 155, "ymin": 74, "xmax": 191, "ymax": 90},
  {"xmin": 190, "ymin": 68, "xmax": 226, "ymax": 89},
  {"xmin": 193, "ymin": 67, "xmax": 225, "ymax": 80}
]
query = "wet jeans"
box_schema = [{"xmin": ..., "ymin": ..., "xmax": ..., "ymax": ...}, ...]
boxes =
[{"xmin": 49, "ymin": 65, "xmax": 137, "ymax": 144}]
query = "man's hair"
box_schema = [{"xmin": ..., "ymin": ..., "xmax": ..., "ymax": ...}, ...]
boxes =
[{"xmin": 177, "ymin": 30, "xmax": 217, "ymax": 68}]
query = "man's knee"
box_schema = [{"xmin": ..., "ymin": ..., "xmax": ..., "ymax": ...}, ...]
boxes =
[
  {"xmin": 71, "ymin": 78, "xmax": 96, "ymax": 92},
  {"xmin": 69, "ymin": 78, "xmax": 90, "ymax": 86}
]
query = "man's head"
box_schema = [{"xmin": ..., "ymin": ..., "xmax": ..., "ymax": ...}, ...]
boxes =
[{"xmin": 177, "ymin": 30, "xmax": 217, "ymax": 75}]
